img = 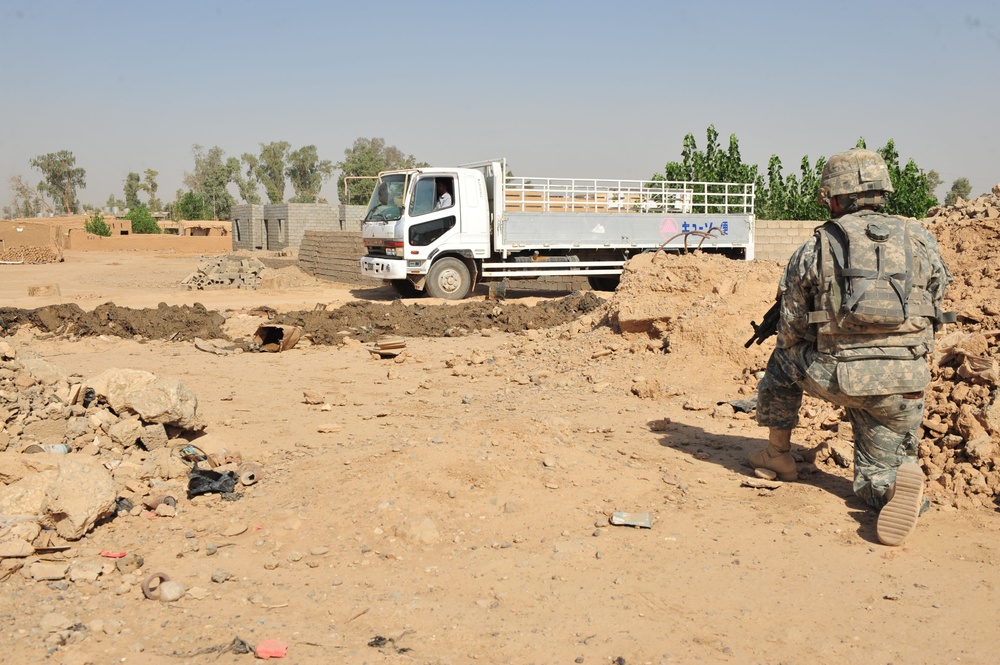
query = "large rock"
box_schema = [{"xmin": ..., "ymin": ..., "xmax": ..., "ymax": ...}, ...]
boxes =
[
  {"xmin": 0, "ymin": 453, "xmax": 30, "ymax": 485},
  {"xmin": 19, "ymin": 358, "xmax": 69, "ymax": 386},
  {"xmin": 0, "ymin": 458, "xmax": 116, "ymax": 540},
  {"xmin": 87, "ymin": 368, "xmax": 201, "ymax": 430}
]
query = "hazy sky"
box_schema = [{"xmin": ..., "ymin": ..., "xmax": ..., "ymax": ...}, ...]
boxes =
[{"xmin": 2, "ymin": 0, "xmax": 998, "ymax": 211}]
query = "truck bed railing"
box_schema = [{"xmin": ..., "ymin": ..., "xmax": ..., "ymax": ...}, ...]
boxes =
[{"xmin": 504, "ymin": 177, "xmax": 754, "ymax": 215}]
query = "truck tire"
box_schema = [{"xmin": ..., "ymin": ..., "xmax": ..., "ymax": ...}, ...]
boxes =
[
  {"xmin": 588, "ymin": 275, "xmax": 620, "ymax": 292},
  {"xmin": 390, "ymin": 279, "xmax": 422, "ymax": 298},
  {"xmin": 426, "ymin": 258, "xmax": 471, "ymax": 300}
]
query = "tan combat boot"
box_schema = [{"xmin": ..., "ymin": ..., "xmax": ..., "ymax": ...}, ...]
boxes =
[
  {"xmin": 876, "ymin": 462, "xmax": 924, "ymax": 546},
  {"xmin": 748, "ymin": 428, "xmax": 797, "ymax": 481}
]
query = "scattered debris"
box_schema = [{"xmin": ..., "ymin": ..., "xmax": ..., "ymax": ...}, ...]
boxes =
[
  {"xmin": 741, "ymin": 477, "xmax": 783, "ymax": 490},
  {"xmin": 251, "ymin": 325, "xmax": 302, "ymax": 352},
  {"xmin": 609, "ymin": 511, "xmax": 652, "ymax": 528}
]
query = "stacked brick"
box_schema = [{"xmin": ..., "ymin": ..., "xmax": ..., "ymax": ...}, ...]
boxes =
[
  {"xmin": 0, "ymin": 247, "xmax": 60, "ymax": 264},
  {"xmin": 181, "ymin": 256, "xmax": 268, "ymax": 290},
  {"xmin": 298, "ymin": 231, "xmax": 380, "ymax": 286}
]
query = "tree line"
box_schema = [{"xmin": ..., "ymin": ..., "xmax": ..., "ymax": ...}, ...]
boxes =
[
  {"xmin": 656, "ymin": 125, "xmax": 972, "ymax": 220},
  {"xmin": 4, "ymin": 132, "xmax": 977, "ymax": 232},
  {"xmin": 3, "ymin": 142, "xmax": 340, "ymax": 230}
]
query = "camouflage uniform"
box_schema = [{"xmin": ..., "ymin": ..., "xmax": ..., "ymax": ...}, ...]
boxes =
[{"xmin": 756, "ymin": 212, "xmax": 952, "ymax": 509}]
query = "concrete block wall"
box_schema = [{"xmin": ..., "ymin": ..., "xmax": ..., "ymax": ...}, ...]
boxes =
[
  {"xmin": 754, "ymin": 219, "xmax": 823, "ymax": 262},
  {"xmin": 339, "ymin": 204, "xmax": 367, "ymax": 232},
  {"xmin": 231, "ymin": 204, "xmax": 263, "ymax": 251}
]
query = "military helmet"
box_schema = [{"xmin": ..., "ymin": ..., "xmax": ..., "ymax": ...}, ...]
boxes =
[{"xmin": 820, "ymin": 148, "xmax": 894, "ymax": 197}]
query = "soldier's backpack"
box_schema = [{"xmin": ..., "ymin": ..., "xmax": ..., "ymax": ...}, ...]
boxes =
[{"xmin": 822, "ymin": 214, "xmax": 913, "ymax": 329}]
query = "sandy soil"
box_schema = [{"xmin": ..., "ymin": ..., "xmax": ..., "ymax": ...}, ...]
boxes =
[{"xmin": 1, "ymin": 249, "xmax": 999, "ymax": 665}]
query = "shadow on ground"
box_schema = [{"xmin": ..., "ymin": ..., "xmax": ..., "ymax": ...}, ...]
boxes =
[{"xmin": 651, "ymin": 417, "xmax": 882, "ymax": 544}]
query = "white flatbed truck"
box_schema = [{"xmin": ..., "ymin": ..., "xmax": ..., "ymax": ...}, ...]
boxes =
[{"xmin": 360, "ymin": 159, "xmax": 755, "ymax": 299}]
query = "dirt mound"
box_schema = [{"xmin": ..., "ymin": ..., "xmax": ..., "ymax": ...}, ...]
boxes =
[
  {"xmin": 604, "ymin": 250, "xmax": 782, "ymax": 368},
  {"xmin": 0, "ymin": 303, "xmax": 226, "ymax": 342},
  {"xmin": 259, "ymin": 265, "xmax": 318, "ymax": 289},
  {"xmin": 274, "ymin": 292, "xmax": 606, "ymax": 344},
  {"xmin": 0, "ymin": 294, "xmax": 605, "ymax": 346}
]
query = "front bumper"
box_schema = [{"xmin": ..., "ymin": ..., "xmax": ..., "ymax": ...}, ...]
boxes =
[{"xmin": 360, "ymin": 256, "xmax": 407, "ymax": 280}]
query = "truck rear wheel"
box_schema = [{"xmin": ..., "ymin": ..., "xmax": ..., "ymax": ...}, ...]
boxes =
[
  {"xmin": 426, "ymin": 258, "xmax": 471, "ymax": 300},
  {"xmin": 588, "ymin": 275, "xmax": 620, "ymax": 292},
  {"xmin": 390, "ymin": 279, "xmax": 422, "ymax": 298}
]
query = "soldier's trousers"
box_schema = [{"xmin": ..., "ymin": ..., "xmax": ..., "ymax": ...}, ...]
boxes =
[{"xmin": 755, "ymin": 343, "xmax": 925, "ymax": 510}]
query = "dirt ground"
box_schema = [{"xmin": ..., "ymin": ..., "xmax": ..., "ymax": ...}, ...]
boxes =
[{"xmin": 1, "ymin": 248, "xmax": 999, "ymax": 665}]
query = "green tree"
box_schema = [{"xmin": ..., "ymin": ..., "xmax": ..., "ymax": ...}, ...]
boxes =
[
  {"xmin": 336, "ymin": 137, "xmax": 428, "ymax": 205},
  {"xmin": 183, "ymin": 145, "xmax": 238, "ymax": 219},
  {"xmin": 876, "ymin": 139, "xmax": 937, "ymax": 218},
  {"xmin": 84, "ymin": 211, "xmax": 112, "ymax": 236},
  {"xmin": 126, "ymin": 205, "xmax": 160, "ymax": 234},
  {"xmin": 925, "ymin": 170, "xmax": 943, "ymax": 200},
  {"xmin": 655, "ymin": 126, "xmax": 763, "ymax": 214},
  {"xmin": 235, "ymin": 155, "xmax": 262, "ymax": 205},
  {"xmin": 105, "ymin": 193, "xmax": 125, "ymax": 211},
  {"xmin": 141, "ymin": 169, "xmax": 161, "ymax": 211},
  {"xmin": 30, "ymin": 150, "xmax": 86, "ymax": 214},
  {"xmin": 944, "ymin": 177, "xmax": 972, "ymax": 206},
  {"xmin": 124, "ymin": 171, "xmax": 142, "ymax": 209},
  {"xmin": 6, "ymin": 175, "xmax": 51, "ymax": 218},
  {"xmin": 287, "ymin": 145, "xmax": 334, "ymax": 203},
  {"xmin": 243, "ymin": 141, "xmax": 290, "ymax": 204},
  {"xmin": 174, "ymin": 191, "xmax": 213, "ymax": 220}
]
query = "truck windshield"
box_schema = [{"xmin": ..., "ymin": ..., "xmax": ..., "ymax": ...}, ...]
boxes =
[{"xmin": 364, "ymin": 174, "xmax": 408, "ymax": 222}]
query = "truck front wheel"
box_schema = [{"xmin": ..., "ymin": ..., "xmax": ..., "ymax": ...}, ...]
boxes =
[{"xmin": 426, "ymin": 258, "xmax": 471, "ymax": 300}]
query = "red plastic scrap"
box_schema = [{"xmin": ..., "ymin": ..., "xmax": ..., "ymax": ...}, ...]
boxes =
[
  {"xmin": 99, "ymin": 550, "xmax": 126, "ymax": 558},
  {"xmin": 255, "ymin": 639, "xmax": 288, "ymax": 659}
]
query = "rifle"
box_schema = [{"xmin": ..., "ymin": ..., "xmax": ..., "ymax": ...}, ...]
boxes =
[{"xmin": 744, "ymin": 297, "xmax": 781, "ymax": 348}]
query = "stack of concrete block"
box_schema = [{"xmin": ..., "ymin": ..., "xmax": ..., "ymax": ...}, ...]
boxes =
[{"xmin": 181, "ymin": 256, "xmax": 268, "ymax": 290}]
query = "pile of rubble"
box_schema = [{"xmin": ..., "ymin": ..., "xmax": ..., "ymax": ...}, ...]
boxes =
[
  {"xmin": 181, "ymin": 255, "xmax": 268, "ymax": 290},
  {"xmin": 914, "ymin": 184, "xmax": 1000, "ymax": 509},
  {"xmin": 0, "ymin": 246, "xmax": 61, "ymax": 264},
  {"xmin": 0, "ymin": 339, "xmax": 251, "ymax": 570}
]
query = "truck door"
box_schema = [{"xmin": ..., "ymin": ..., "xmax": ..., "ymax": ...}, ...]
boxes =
[{"xmin": 407, "ymin": 175, "xmax": 458, "ymax": 249}]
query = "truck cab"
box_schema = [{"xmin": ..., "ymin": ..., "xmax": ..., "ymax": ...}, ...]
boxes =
[{"xmin": 361, "ymin": 167, "xmax": 491, "ymax": 298}]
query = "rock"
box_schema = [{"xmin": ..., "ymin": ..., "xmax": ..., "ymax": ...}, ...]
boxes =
[
  {"xmin": 155, "ymin": 503, "xmax": 177, "ymax": 517},
  {"xmin": 302, "ymin": 390, "xmax": 325, "ymax": 405},
  {"xmin": 20, "ymin": 358, "xmax": 68, "ymax": 386},
  {"xmin": 30, "ymin": 561, "xmax": 69, "ymax": 581},
  {"xmin": 210, "ymin": 569, "xmax": 232, "ymax": 583},
  {"xmin": 87, "ymin": 368, "xmax": 201, "ymax": 430},
  {"xmin": 69, "ymin": 561, "xmax": 103, "ymax": 582},
  {"xmin": 46, "ymin": 459, "xmax": 117, "ymax": 540},
  {"xmin": 0, "ymin": 458, "xmax": 116, "ymax": 540},
  {"xmin": 158, "ymin": 580, "xmax": 186, "ymax": 602},
  {"xmin": 0, "ymin": 537, "xmax": 34, "ymax": 557},
  {"xmin": 0, "ymin": 454, "xmax": 30, "ymax": 484},
  {"xmin": 220, "ymin": 524, "xmax": 247, "ymax": 537},
  {"xmin": 109, "ymin": 417, "xmax": 144, "ymax": 447},
  {"xmin": 395, "ymin": 516, "xmax": 441, "ymax": 545},
  {"xmin": 40, "ymin": 612, "xmax": 73, "ymax": 632},
  {"xmin": 0, "ymin": 341, "xmax": 14, "ymax": 360},
  {"xmin": 22, "ymin": 418, "xmax": 68, "ymax": 444},
  {"xmin": 139, "ymin": 423, "xmax": 169, "ymax": 451},
  {"xmin": 965, "ymin": 436, "xmax": 996, "ymax": 466}
]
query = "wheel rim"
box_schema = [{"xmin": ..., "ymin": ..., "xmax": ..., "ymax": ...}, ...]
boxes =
[{"xmin": 438, "ymin": 268, "xmax": 461, "ymax": 294}]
